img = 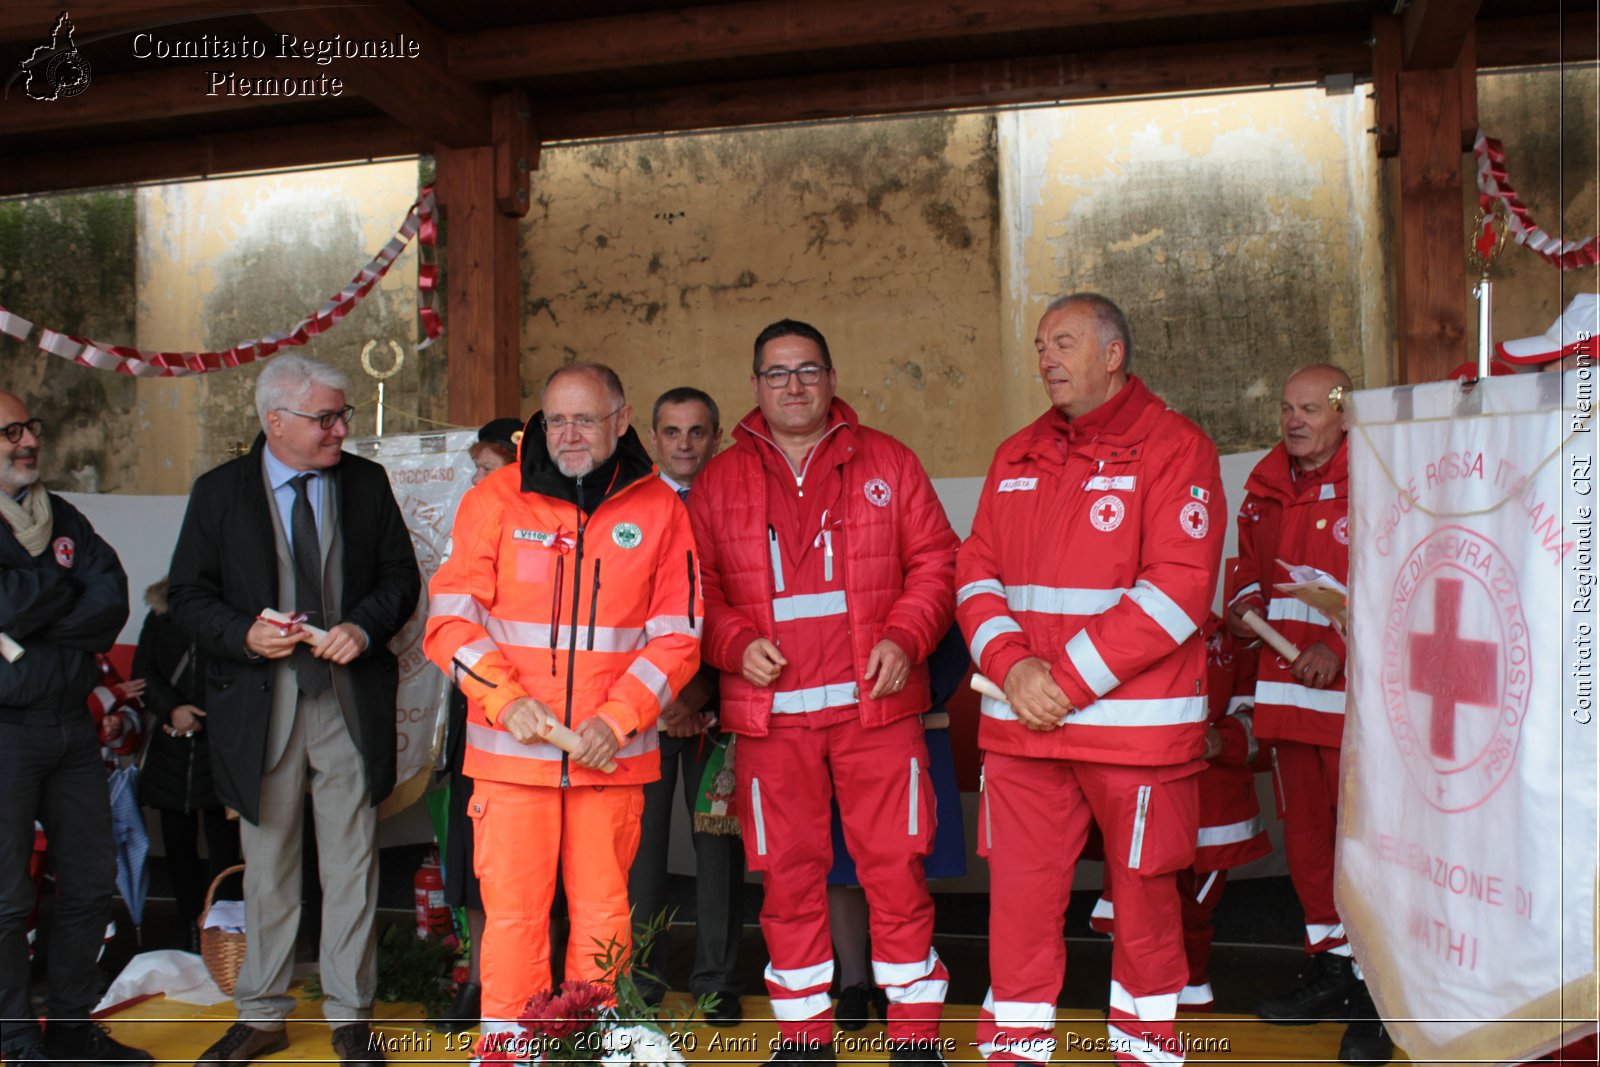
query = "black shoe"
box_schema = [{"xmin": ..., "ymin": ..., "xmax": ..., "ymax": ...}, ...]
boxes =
[
  {"xmin": 767, "ymin": 1039, "xmax": 834, "ymax": 1065},
  {"xmin": 1338, "ymin": 984, "xmax": 1394, "ymax": 1065},
  {"xmin": 1, "ymin": 1037, "xmax": 47, "ymax": 1065},
  {"xmin": 1258, "ymin": 953, "xmax": 1360, "ymax": 1023},
  {"xmin": 703, "ymin": 992, "xmax": 743, "ymax": 1027},
  {"xmin": 888, "ymin": 1039, "xmax": 947, "ymax": 1067},
  {"xmin": 44, "ymin": 1022, "xmax": 153, "ymax": 1065},
  {"xmin": 331, "ymin": 1022, "xmax": 385, "ymax": 1066},
  {"xmin": 433, "ymin": 981, "xmax": 481, "ymax": 1034},
  {"xmin": 194, "ymin": 1022, "xmax": 290, "ymax": 1066},
  {"xmin": 837, "ymin": 983, "xmax": 872, "ymax": 1031},
  {"xmin": 871, "ymin": 985, "xmax": 890, "ymax": 1021}
]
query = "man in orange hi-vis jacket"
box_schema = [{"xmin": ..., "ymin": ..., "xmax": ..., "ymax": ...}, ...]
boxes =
[{"xmin": 425, "ymin": 362, "xmax": 701, "ymax": 1050}]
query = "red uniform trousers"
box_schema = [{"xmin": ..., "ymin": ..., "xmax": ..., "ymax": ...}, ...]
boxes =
[
  {"xmin": 737, "ymin": 715, "xmax": 947, "ymax": 1044},
  {"xmin": 1092, "ymin": 867, "xmax": 1230, "ymax": 1010},
  {"xmin": 1268, "ymin": 739, "xmax": 1349, "ymax": 956},
  {"xmin": 978, "ymin": 752, "xmax": 1200, "ymax": 1066},
  {"xmin": 468, "ymin": 779, "xmax": 645, "ymax": 1034}
]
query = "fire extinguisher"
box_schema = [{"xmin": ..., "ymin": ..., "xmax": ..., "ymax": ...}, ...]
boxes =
[{"xmin": 414, "ymin": 850, "xmax": 456, "ymax": 947}]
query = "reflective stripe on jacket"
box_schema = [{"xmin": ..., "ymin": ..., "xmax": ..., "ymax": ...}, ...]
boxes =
[
  {"xmin": 425, "ymin": 429, "xmax": 701, "ymax": 787},
  {"xmin": 955, "ymin": 377, "xmax": 1224, "ymax": 766},
  {"xmin": 690, "ymin": 401, "xmax": 958, "ymax": 736},
  {"xmin": 1233, "ymin": 440, "xmax": 1349, "ymax": 748}
]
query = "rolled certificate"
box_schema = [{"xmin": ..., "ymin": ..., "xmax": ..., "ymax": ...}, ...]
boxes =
[
  {"xmin": 969, "ymin": 673, "xmax": 1008, "ymax": 704},
  {"xmin": 1240, "ymin": 608, "xmax": 1302, "ymax": 662},
  {"xmin": 258, "ymin": 608, "xmax": 328, "ymax": 646},
  {"xmin": 0, "ymin": 632, "xmax": 23, "ymax": 663},
  {"xmin": 536, "ymin": 717, "xmax": 618, "ymax": 774}
]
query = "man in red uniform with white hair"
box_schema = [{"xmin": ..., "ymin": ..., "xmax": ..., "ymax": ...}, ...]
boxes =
[
  {"xmin": 958, "ymin": 293, "xmax": 1225, "ymax": 1067},
  {"xmin": 690, "ymin": 319, "xmax": 958, "ymax": 1066},
  {"xmin": 1228, "ymin": 363, "xmax": 1393, "ymax": 1065}
]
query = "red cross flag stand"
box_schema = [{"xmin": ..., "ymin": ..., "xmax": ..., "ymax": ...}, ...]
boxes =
[{"xmin": 1342, "ymin": 371, "xmax": 1597, "ymax": 1063}]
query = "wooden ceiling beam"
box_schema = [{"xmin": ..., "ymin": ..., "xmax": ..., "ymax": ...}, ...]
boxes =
[
  {"xmin": 533, "ymin": 32, "xmax": 1373, "ymax": 141},
  {"xmin": 449, "ymin": 0, "xmax": 1348, "ymax": 80},
  {"xmin": 0, "ymin": 115, "xmax": 424, "ymax": 197},
  {"xmin": 253, "ymin": 3, "xmax": 491, "ymax": 147},
  {"xmin": 0, "ymin": 60, "xmax": 332, "ymax": 137},
  {"xmin": 1402, "ymin": 0, "xmax": 1481, "ymax": 71},
  {"xmin": 1476, "ymin": 10, "xmax": 1599, "ymax": 68},
  {"xmin": 0, "ymin": 2, "xmax": 226, "ymax": 48}
]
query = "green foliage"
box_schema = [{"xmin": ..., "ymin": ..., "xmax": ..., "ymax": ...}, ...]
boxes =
[{"xmin": 302, "ymin": 921, "xmax": 456, "ymax": 1020}]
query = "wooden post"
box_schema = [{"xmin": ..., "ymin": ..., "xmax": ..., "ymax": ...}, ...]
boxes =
[
  {"xmin": 1394, "ymin": 66, "xmax": 1468, "ymax": 384},
  {"xmin": 436, "ymin": 146, "xmax": 523, "ymax": 427},
  {"xmin": 1377, "ymin": 5, "xmax": 1479, "ymax": 384}
]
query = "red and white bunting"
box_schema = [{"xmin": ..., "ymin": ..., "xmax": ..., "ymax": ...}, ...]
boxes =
[
  {"xmin": 1474, "ymin": 133, "xmax": 1600, "ymax": 271},
  {"xmin": 0, "ymin": 186, "xmax": 441, "ymax": 378}
]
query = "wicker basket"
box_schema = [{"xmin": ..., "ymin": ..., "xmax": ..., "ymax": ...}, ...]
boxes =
[{"xmin": 199, "ymin": 864, "xmax": 247, "ymax": 996}]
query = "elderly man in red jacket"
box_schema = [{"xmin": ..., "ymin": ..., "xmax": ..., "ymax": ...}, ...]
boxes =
[
  {"xmin": 1226, "ymin": 363, "xmax": 1395, "ymax": 1065},
  {"xmin": 957, "ymin": 293, "xmax": 1225, "ymax": 1067},
  {"xmin": 689, "ymin": 320, "xmax": 959, "ymax": 1066}
]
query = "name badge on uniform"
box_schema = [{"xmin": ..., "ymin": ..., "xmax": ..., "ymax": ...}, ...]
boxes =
[
  {"xmin": 513, "ymin": 529, "xmax": 558, "ymax": 546},
  {"xmin": 1085, "ymin": 475, "xmax": 1136, "ymax": 491},
  {"xmin": 997, "ymin": 477, "xmax": 1038, "ymax": 493}
]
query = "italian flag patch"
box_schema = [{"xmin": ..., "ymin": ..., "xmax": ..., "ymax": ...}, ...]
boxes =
[{"xmin": 1189, "ymin": 485, "xmax": 1210, "ymax": 503}]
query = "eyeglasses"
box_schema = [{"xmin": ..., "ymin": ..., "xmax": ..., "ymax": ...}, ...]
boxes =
[
  {"xmin": 0, "ymin": 419, "xmax": 43, "ymax": 444},
  {"xmin": 756, "ymin": 364, "xmax": 828, "ymax": 388},
  {"xmin": 277, "ymin": 405, "xmax": 355, "ymax": 430},
  {"xmin": 542, "ymin": 405, "xmax": 623, "ymax": 436}
]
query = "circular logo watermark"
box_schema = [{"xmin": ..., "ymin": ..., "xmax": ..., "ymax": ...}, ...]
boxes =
[{"xmin": 1380, "ymin": 525, "xmax": 1529, "ymax": 812}]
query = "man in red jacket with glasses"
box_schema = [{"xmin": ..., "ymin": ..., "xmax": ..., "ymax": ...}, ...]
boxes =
[{"xmin": 690, "ymin": 320, "xmax": 959, "ymax": 1066}]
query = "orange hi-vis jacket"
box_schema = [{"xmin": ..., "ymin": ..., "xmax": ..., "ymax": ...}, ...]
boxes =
[{"xmin": 424, "ymin": 425, "xmax": 702, "ymax": 789}]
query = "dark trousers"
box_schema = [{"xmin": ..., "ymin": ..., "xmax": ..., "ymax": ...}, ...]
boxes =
[
  {"xmin": 627, "ymin": 732, "xmax": 744, "ymax": 999},
  {"xmin": 157, "ymin": 807, "xmax": 241, "ymax": 934},
  {"xmin": 0, "ymin": 714, "xmax": 116, "ymax": 1049}
]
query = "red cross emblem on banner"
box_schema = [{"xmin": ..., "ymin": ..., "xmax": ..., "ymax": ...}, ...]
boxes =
[
  {"xmin": 1407, "ymin": 578, "xmax": 1498, "ymax": 760},
  {"xmin": 1382, "ymin": 525, "xmax": 1528, "ymax": 813}
]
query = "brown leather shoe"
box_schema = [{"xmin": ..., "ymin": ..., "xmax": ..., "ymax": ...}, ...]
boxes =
[
  {"xmin": 331, "ymin": 1022, "xmax": 387, "ymax": 1066},
  {"xmin": 193, "ymin": 1023, "xmax": 289, "ymax": 1066}
]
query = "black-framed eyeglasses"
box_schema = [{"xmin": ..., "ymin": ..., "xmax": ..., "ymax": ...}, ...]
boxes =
[
  {"xmin": 756, "ymin": 364, "xmax": 828, "ymax": 388},
  {"xmin": 0, "ymin": 419, "xmax": 43, "ymax": 444},
  {"xmin": 277, "ymin": 405, "xmax": 355, "ymax": 430},
  {"xmin": 541, "ymin": 405, "xmax": 624, "ymax": 435}
]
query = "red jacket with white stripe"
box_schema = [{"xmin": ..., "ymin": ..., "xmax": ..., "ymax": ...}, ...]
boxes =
[
  {"xmin": 1196, "ymin": 618, "xmax": 1271, "ymax": 872},
  {"xmin": 424, "ymin": 425, "xmax": 701, "ymax": 788},
  {"xmin": 689, "ymin": 401, "xmax": 959, "ymax": 736},
  {"xmin": 955, "ymin": 377, "xmax": 1224, "ymax": 765},
  {"xmin": 1231, "ymin": 439, "xmax": 1349, "ymax": 748}
]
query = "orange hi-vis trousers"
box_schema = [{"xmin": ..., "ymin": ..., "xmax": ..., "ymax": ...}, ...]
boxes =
[{"xmin": 469, "ymin": 778, "xmax": 646, "ymax": 1032}]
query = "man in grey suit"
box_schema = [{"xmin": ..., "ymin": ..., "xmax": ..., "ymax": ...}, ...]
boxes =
[{"xmin": 168, "ymin": 355, "xmax": 420, "ymax": 1067}]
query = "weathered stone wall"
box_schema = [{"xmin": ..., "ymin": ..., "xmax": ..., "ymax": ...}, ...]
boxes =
[
  {"xmin": 998, "ymin": 90, "xmax": 1391, "ymax": 457},
  {"xmin": 521, "ymin": 115, "xmax": 1004, "ymax": 478},
  {"xmin": 2, "ymin": 70, "xmax": 1588, "ymax": 495},
  {"xmin": 1470, "ymin": 67, "xmax": 1598, "ymax": 355},
  {"xmin": 0, "ymin": 189, "xmax": 140, "ymax": 493},
  {"xmin": 133, "ymin": 161, "xmax": 425, "ymax": 494}
]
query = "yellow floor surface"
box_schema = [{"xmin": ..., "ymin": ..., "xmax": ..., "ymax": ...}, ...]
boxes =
[{"xmin": 94, "ymin": 986, "xmax": 1405, "ymax": 1065}]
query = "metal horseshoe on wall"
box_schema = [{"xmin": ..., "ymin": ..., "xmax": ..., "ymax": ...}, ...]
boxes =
[{"xmin": 361, "ymin": 340, "xmax": 405, "ymax": 436}]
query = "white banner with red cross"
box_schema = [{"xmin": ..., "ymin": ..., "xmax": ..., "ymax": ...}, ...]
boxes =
[{"xmin": 1341, "ymin": 372, "xmax": 1597, "ymax": 1063}]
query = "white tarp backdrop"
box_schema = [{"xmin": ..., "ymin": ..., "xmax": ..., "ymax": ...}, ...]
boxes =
[{"xmin": 1343, "ymin": 373, "xmax": 1597, "ymax": 1063}]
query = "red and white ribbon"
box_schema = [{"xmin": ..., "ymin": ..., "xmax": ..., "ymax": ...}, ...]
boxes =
[
  {"xmin": 1474, "ymin": 133, "xmax": 1600, "ymax": 271},
  {"xmin": 0, "ymin": 186, "xmax": 441, "ymax": 377}
]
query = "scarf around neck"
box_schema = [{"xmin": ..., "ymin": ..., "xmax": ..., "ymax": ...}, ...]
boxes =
[{"xmin": 0, "ymin": 483, "xmax": 54, "ymax": 557}]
